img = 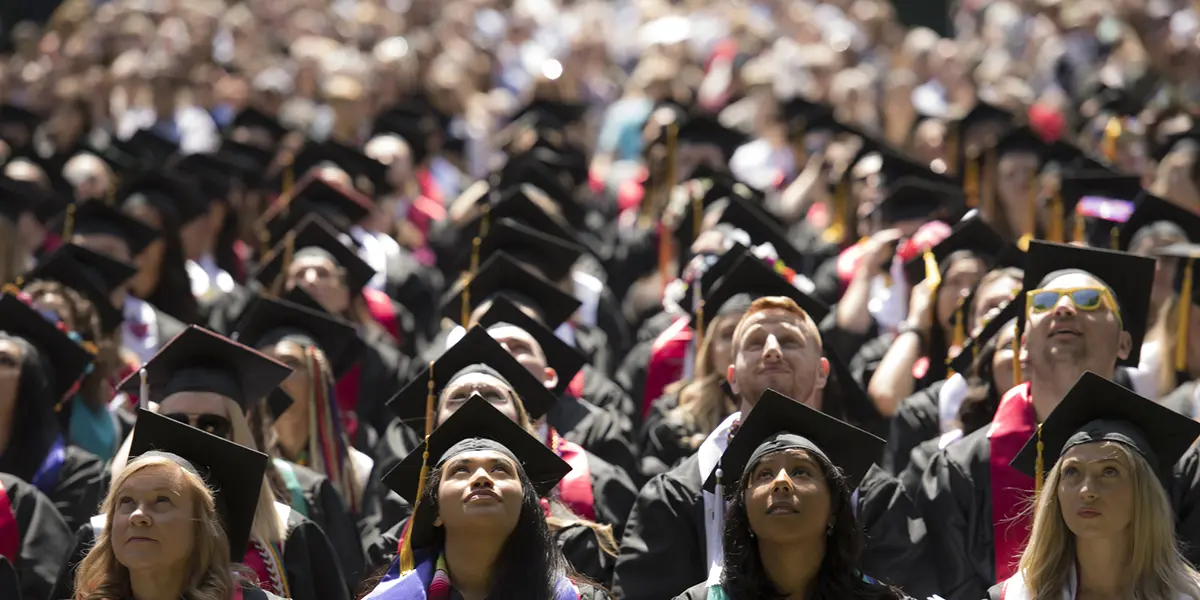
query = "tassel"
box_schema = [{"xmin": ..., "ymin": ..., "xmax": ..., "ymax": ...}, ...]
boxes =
[
  {"xmin": 1103, "ymin": 117, "xmax": 1122, "ymax": 163},
  {"xmin": 1047, "ymin": 191, "xmax": 1063, "ymax": 244},
  {"xmin": 138, "ymin": 368, "xmax": 149, "ymax": 410},
  {"xmin": 61, "ymin": 203, "xmax": 77, "ymax": 242},
  {"xmin": 1012, "ymin": 316, "xmax": 1023, "ymax": 389},
  {"xmin": 692, "ymin": 192, "xmax": 703, "ymax": 242},
  {"xmin": 821, "ymin": 179, "xmax": 848, "ymax": 245},
  {"xmin": 1034, "ymin": 424, "xmax": 1044, "ymax": 495},
  {"xmin": 981, "ymin": 149, "xmax": 996, "ymax": 222},
  {"xmin": 1177, "ymin": 258, "xmax": 1194, "ymax": 373},
  {"xmin": 283, "ymin": 164, "xmax": 294, "ymax": 197},
  {"xmin": 259, "ymin": 229, "xmax": 271, "ymax": 259},
  {"xmin": 964, "ymin": 152, "xmax": 978, "ymax": 209},
  {"xmin": 1110, "ymin": 226, "xmax": 1120, "ymax": 251},
  {"xmin": 945, "ymin": 128, "xmax": 959, "ymax": 174},
  {"xmin": 1073, "ymin": 213, "xmax": 1086, "ymax": 245},
  {"xmin": 922, "ymin": 250, "xmax": 942, "ymax": 290},
  {"xmin": 951, "ymin": 299, "xmax": 966, "ymax": 348},
  {"xmin": 399, "ymin": 361, "xmax": 437, "ymax": 574}
]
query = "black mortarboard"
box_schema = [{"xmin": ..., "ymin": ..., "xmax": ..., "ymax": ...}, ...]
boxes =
[
  {"xmin": 218, "ymin": 140, "xmax": 274, "ymax": 180},
  {"xmin": 903, "ymin": 217, "xmax": 1006, "ymax": 285},
  {"xmin": 875, "ymin": 177, "xmax": 965, "ymax": 225},
  {"xmin": 1058, "ymin": 172, "xmax": 1144, "ymax": 247},
  {"xmin": 675, "ymin": 115, "xmax": 749, "ymax": 163},
  {"xmin": 703, "ymin": 389, "xmax": 884, "ymax": 492},
  {"xmin": 440, "ymin": 252, "xmax": 581, "ymax": 328},
  {"xmin": 253, "ymin": 214, "xmax": 376, "ymax": 294},
  {"xmin": 125, "ymin": 129, "xmax": 180, "ymax": 167},
  {"xmin": 948, "ymin": 295, "xmax": 1023, "ymax": 375},
  {"xmin": 1118, "ymin": 193, "xmax": 1200, "ymax": 251},
  {"xmin": 386, "ymin": 326, "xmax": 559, "ymax": 436},
  {"xmin": 116, "ymin": 325, "xmax": 293, "ymax": 410},
  {"xmin": 72, "ymin": 141, "xmax": 143, "ymax": 178},
  {"xmin": 508, "ymin": 98, "xmax": 589, "ymax": 129},
  {"xmin": 170, "ymin": 152, "xmax": 249, "ymax": 201},
  {"xmin": 0, "ymin": 293, "xmax": 95, "ymax": 403},
  {"xmin": 473, "ymin": 218, "xmax": 585, "ymax": 283},
  {"xmin": 676, "ymin": 194, "xmax": 805, "ymax": 272},
  {"xmin": 230, "ymin": 107, "xmax": 288, "ymax": 142},
  {"xmin": 0, "ymin": 176, "xmax": 38, "ymax": 223},
  {"xmin": 259, "ymin": 174, "xmax": 373, "ymax": 242},
  {"xmin": 680, "ymin": 244, "xmax": 753, "ymax": 324},
  {"xmin": 956, "ymin": 101, "xmax": 1016, "ymax": 136},
  {"xmin": 23, "ymin": 243, "xmax": 136, "ymax": 333},
  {"xmin": 370, "ymin": 104, "xmax": 438, "ymax": 166},
  {"xmin": 384, "ymin": 396, "xmax": 571, "ymax": 548},
  {"xmin": 994, "ymin": 126, "xmax": 1049, "ymax": 158},
  {"xmin": 234, "ymin": 293, "xmax": 365, "ymax": 379},
  {"xmin": 1011, "ymin": 372, "xmax": 1200, "ymax": 483},
  {"xmin": 476, "ymin": 295, "xmax": 587, "ymax": 395},
  {"xmin": 461, "ymin": 186, "xmax": 578, "ymax": 249},
  {"xmin": 129, "ymin": 408, "xmax": 269, "ymax": 561},
  {"xmin": 117, "ymin": 171, "xmax": 209, "ymax": 225},
  {"xmin": 867, "ymin": 142, "xmax": 956, "ymax": 187},
  {"xmin": 495, "ymin": 152, "xmax": 585, "ymax": 226},
  {"xmin": 322, "ymin": 139, "xmax": 394, "ymax": 197},
  {"xmin": 1019, "ymin": 241, "xmax": 1155, "ymax": 365},
  {"xmin": 0, "ymin": 104, "xmax": 42, "ymax": 132},
  {"xmin": 67, "ymin": 200, "xmax": 161, "ymax": 257},
  {"xmin": 1151, "ymin": 125, "xmax": 1200, "ymax": 162},
  {"xmin": 702, "ymin": 253, "xmax": 831, "ymax": 325}
]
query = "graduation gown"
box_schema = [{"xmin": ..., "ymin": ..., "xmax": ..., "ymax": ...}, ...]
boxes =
[
  {"xmin": 51, "ymin": 503, "xmax": 351, "ymax": 600},
  {"xmin": 573, "ymin": 324, "xmax": 614, "ymax": 379},
  {"xmin": 0, "ymin": 473, "xmax": 73, "ymax": 600},
  {"xmin": 882, "ymin": 380, "xmax": 944, "ymax": 475},
  {"xmin": 271, "ymin": 460, "xmax": 371, "ymax": 591},
  {"xmin": 572, "ymin": 365, "xmax": 638, "ymax": 424},
  {"xmin": 342, "ymin": 328, "xmax": 409, "ymax": 451},
  {"xmin": 637, "ymin": 391, "xmax": 715, "ymax": 480},
  {"xmin": 547, "ymin": 395, "xmax": 639, "ymax": 485},
  {"xmin": 122, "ymin": 297, "xmax": 188, "ymax": 366},
  {"xmin": 46, "ymin": 446, "xmax": 107, "ymax": 535}
]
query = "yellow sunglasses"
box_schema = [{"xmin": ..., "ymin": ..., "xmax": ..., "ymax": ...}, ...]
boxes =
[{"xmin": 1026, "ymin": 287, "xmax": 1123, "ymax": 328}]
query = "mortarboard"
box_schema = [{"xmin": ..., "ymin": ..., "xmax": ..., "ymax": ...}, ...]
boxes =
[
  {"xmin": 476, "ymin": 295, "xmax": 587, "ymax": 395},
  {"xmin": 258, "ymin": 174, "xmax": 373, "ymax": 244},
  {"xmin": 0, "ymin": 293, "xmax": 95, "ymax": 404},
  {"xmin": 321, "ymin": 139, "xmax": 394, "ymax": 197},
  {"xmin": 233, "ymin": 292, "xmax": 365, "ymax": 380},
  {"xmin": 948, "ymin": 294, "xmax": 1023, "ymax": 376},
  {"xmin": 994, "ymin": 126, "xmax": 1049, "ymax": 158},
  {"xmin": 0, "ymin": 176, "xmax": 38, "ymax": 223},
  {"xmin": 674, "ymin": 114, "xmax": 749, "ymax": 164},
  {"xmin": 229, "ymin": 107, "xmax": 288, "ymax": 143},
  {"xmin": 903, "ymin": 217, "xmax": 1006, "ymax": 286},
  {"xmin": 508, "ymin": 98, "xmax": 589, "ymax": 130},
  {"xmin": 703, "ymin": 389, "xmax": 884, "ymax": 493},
  {"xmin": 675, "ymin": 193, "xmax": 803, "ymax": 272},
  {"xmin": 64, "ymin": 200, "xmax": 161, "ymax": 258},
  {"xmin": 385, "ymin": 326, "xmax": 559, "ymax": 437},
  {"xmin": 384, "ymin": 396, "xmax": 571, "ymax": 552},
  {"xmin": 253, "ymin": 214, "xmax": 377, "ymax": 295},
  {"xmin": 370, "ymin": 104, "xmax": 438, "ymax": 166},
  {"xmin": 460, "ymin": 186, "xmax": 579, "ymax": 251},
  {"xmin": 495, "ymin": 151, "xmax": 585, "ymax": 226},
  {"xmin": 1019, "ymin": 241, "xmax": 1155, "ymax": 366},
  {"xmin": 0, "ymin": 104, "xmax": 42, "ymax": 132},
  {"xmin": 1011, "ymin": 372, "xmax": 1200, "ymax": 488},
  {"xmin": 955, "ymin": 101, "xmax": 1016, "ymax": 138},
  {"xmin": 125, "ymin": 129, "xmax": 180, "ymax": 167},
  {"xmin": 472, "ymin": 218, "xmax": 585, "ymax": 283},
  {"xmin": 22, "ymin": 243, "xmax": 136, "ymax": 333},
  {"xmin": 117, "ymin": 171, "xmax": 209, "ymax": 226},
  {"xmin": 1118, "ymin": 193, "xmax": 1200, "ymax": 251},
  {"xmin": 680, "ymin": 244, "xmax": 753, "ymax": 324},
  {"xmin": 1057, "ymin": 172, "xmax": 1144, "ymax": 248},
  {"xmin": 702, "ymin": 253, "xmax": 831, "ymax": 327},
  {"xmin": 217, "ymin": 140, "xmax": 274, "ymax": 183},
  {"xmin": 128, "ymin": 408, "xmax": 269, "ymax": 561},
  {"xmin": 874, "ymin": 177, "xmax": 965, "ymax": 225},
  {"xmin": 440, "ymin": 251, "xmax": 581, "ymax": 328},
  {"xmin": 115, "ymin": 325, "xmax": 293, "ymax": 410},
  {"xmin": 1151, "ymin": 125, "xmax": 1200, "ymax": 163},
  {"xmin": 170, "ymin": 152, "xmax": 250, "ymax": 201}
]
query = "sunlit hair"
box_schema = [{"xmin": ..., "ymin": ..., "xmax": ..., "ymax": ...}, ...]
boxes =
[
  {"xmin": 23, "ymin": 280, "xmax": 112, "ymax": 412},
  {"xmin": 112, "ymin": 398, "xmax": 285, "ymax": 545},
  {"xmin": 0, "ymin": 217, "xmax": 25, "ymax": 285},
  {"xmin": 668, "ymin": 312, "xmax": 738, "ymax": 439},
  {"xmin": 1017, "ymin": 443, "xmax": 1200, "ymax": 600},
  {"xmin": 731, "ymin": 296, "xmax": 820, "ymax": 354},
  {"xmin": 1147, "ymin": 294, "xmax": 1185, "ymax": 395},
  {"xmin": 74, "ymin": 454, "xmax": 239, "ymax": 600}
]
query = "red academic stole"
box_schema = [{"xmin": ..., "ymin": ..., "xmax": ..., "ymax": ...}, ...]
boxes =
[
  {"xmin": 0, "ymin": 480, "xmax": 18, "ymax": 562},
  {"xmin": 989, "ymin": 383, "xmax": 1037, "ymax": 582},
  {"xmin": 548, "ymin": 429, "xmax": 596, "ymax": 521},
  {"xmin": 335, "ymin": 364, "xmax": 363, "ymax": 440},
  {"xmin": 642, "ymin": 317, "xmax": 692, "ymax": 418},
  {"xmin": 567, "ymin": 371, "xmax": 585, "ymax": 399},
  {"xmin": 362, "ymin": 289, "xmax": 400, "ymax": 343}
]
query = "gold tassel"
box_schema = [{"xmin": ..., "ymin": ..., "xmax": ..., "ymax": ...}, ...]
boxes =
[
  {"xmin": 259, "ymin": 229, "xmax": 271, "ymax": 258},
  {"xmin": 923, "ymin": 250, "xmax": 942, "ymax": 290},
  {"xmin": 398, "ymin": 361, "xmax": 437, "ymax": 574},
  {"xmin": 692, "ymin": 192, "xmax": 703, "ymax": 242},
  {"xmin": 461, "ymin": 208, "xmax": 489, "ymax": 325},
  {"xmin": 1013, "ymin": 304, "xmax": 1024, "ymax": 388},
  {"xmin": 1110, "ymin": 226, "xmax": 1120, "ymax": 250},
  {"xmin": 952, "ymin": 299, "xmax": 965, "ymax": 348},
  {"xmin": 981, "ymin": 149, "xmax": 996, "ymax": 221},
  {"xmin": 282, "ymin": 164, "xmax": 294, "ymax": 197},
  {"xmin": 269, "ymin": 233, "xmax": 295, "ymax": 296},
  {"xmin": 1073, "ymin": 213, "xmax": 1086, "ymax": 245},
  {"xmin": 1020, "ymin": 175, "xmax": 1039, "ymax": 250},
  {"xmin": 1034, "ymin": 424, "xmax": 1044, "ymax": 495},
  {"xmin": 1103, "ymin": 117, "xmax": 1122, "ymax": 163},
  {"xmin": 665, "ymin": 122, "xmax": 678, "ymax": 200},
  {"xmin": 945, "ymin": 128, "xmax": 959, "ymax": 174},
  {"xmin": 821, "ymin": 179, "xmax": 848, "ymax": 245},
  {"xmin": 1048, "ymin": 191, "xmax": 1063, "ymax": 243},
  {"xmin": 964, "ymin": 151, "xmax": 978, "ymax": 209},
  {"xmin": 1177, "ymin": 258, "xmax": 1194, "ymax": 373},
  {"xmin": 61, "ymin": 203, "xmax": 76, "ymax": 241}
]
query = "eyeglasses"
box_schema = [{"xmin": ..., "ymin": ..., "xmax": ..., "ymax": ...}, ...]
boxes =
[
  {"xmin": 162, "ymin": 412, "xmax": 233, "ymax": 439},
  {"xmin": 1026, "ymin": 287, "xmax": 1122, "ymax": 328}
]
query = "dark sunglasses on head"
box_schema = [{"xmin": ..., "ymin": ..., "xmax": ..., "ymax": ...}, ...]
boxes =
[{"xmin": 162, "ymin": 412, "xmax": 233, "ymax": 439}]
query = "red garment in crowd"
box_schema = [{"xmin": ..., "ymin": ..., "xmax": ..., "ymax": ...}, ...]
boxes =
[{"xmin": 641, "ymin": 317, "xmax": 693, "ymax": 418}]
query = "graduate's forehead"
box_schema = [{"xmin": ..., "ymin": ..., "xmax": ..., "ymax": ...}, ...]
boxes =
[{"xmin": 1040, "ymin": 271, "xmax": 1106, "ymax": 291}]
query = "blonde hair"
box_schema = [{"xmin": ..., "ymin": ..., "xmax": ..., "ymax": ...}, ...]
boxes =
[
  {"xmin": 1017, "ymin": 443, "xmax": 1200, "ymax": 600},
  {"xmin": 667, "ymin": 312, "xmax": 738, "ymax": 438},
  {"xmin": 1147, "ymin": 295, "xmax": 1185, "ymax": 395},
  {"xmin": 112, "ymin": 398, "xmax": 285, "ymax": 545},
  {"xmin": 74, "ymin": 454, "xmax": 238, "ymax": 600}
]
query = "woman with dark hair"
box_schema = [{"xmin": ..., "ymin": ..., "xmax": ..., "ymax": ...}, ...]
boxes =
[
  {"xmin": 116, "ymin": 171, "xmax": 203, "ymax": 324},
  {"xmin": 0, "ymin": 292, "xmax": 106, "ymax": 533},
  {"xmin": 674, "ymin": 392, "xmax": 907, "ymax": 600},
  {"xmin": 363, "ymin": 396, "xmax": 608, "ymax": 600}
]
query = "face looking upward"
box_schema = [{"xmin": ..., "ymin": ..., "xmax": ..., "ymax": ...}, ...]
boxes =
[
  {"xmin": 110, "ymin": 463, "xmax": 197, "ymax": 572},
  {"xmin": 743, "ymin": 449, "xmax": 833, "ymax": 545},
  {"xmin": 728, "ymin": 307, "xmax": 828, "ymax": 410},
  {"xmin": 486, "ymin": 325, "xmax": 558, "ymax": 390},
  {"xmin": 1057, "ymin": 442, "xmax": 1135, "ymax": 541},
  {"xmin": 1024, "ymin": 272, "xmax": 1130, "ymax": 375},
  {"xmin": 437, "ymin": 373, "xmax": 522, "ymax": 427},
  {"xmin": 286, "ymin": 255, "xmax": 351, "ymax": 315},
  {"xmin": 936, "ymin": 256, "xmax": 988, "ymax": 333},
  {"xmin": 433, "ymin": 449, "xmax": 524, "ymax": 538}
]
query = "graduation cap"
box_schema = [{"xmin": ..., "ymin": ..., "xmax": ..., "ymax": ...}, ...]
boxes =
[
  {"xmin": 675, "ymin": 193, "xmax": 804, "ymax": 272},
  {"xmin": 874, "ymin": 177, "xmax": 965, "ymax": 226},
  {"xmin": 1057, "ymin": 172, "xmax": 1144, "ymax": 247},
  {"xmin": 229, "ymin": 107, "xmax": 288, "ymax": 143},
  {"xmin": 115, "ymin": 325, "xmax": 293, "ymax": 410},
  {"xmin": 0, "ymin": 175, "xmax": 38, "ymax": 223},
  {"xmin": 125, "ymin": 129, "xmax": 180, "ymax": 166},
  {"xmin": 22, "ymin": 243, "xmax": 136, "ymax": 333},
  {"xmin": 440, "ymin": 251, "xmax": 581, "ymax": 329},
  {"xmin": 1011, "ymin": 372, "xmax": 1200, "ymax": 489},
  {"xmin": 322, "ymin": 139, "xmax": 394, "ymax": 197},
  {"xmin": 1019, "ymin": 241, "xmax": 1155, "ymax": 366},
  {"xmin": 170, "ymin": 152, "xmax": 250, "ymax": 201},
  {"xmin": 461, "ymin": 186, "xmax": 579, "ymax": 251},
  {"xmin": 1151, "ymin": 125, "xmax": 1200, "ymax": 162},
  {"xmin": 703, "ymin": 389, "xmax": 884, "ymax": 493},
  {"xmin": 253, "ymin": 214, "xmax": 377, "ymax": 294},
  {"xmin": 258, "ymin": 174, "xmax": 373, "ymax": 243},
  {"xmin": 218, "ymin": 140, "xmax": 275, "ymax": 181},
  {"xmin": 674, "ymin": 114, "xmax": 749, "ymax": 164},
  {"xmin": 0, "ymin": 293, "xmax": 95, "ymax": 403},
  {"xmin": 117, "ymin": 171, "xmax": 209, "ymax": 226},
  {"xmin": 903, "ymin": 217, "xmax": 1006, "ymax": 286},
  {"xmin": 948, "ymin": 294, "xmax": 1024, "ymax": 376},
  {"xmin": 128, "ymin": 408, "xmax": 269, "ymax": 561},
  {"xmin": 385, "ymin": 326, "xmax": 559, "ymax": 437},
  {"xmin": 702, "ymin": 253, "xmax": 831, "ymax": 330},
  {"xmin": 385, "ymin": 396, "xmax": 572, "ymax": 556},
  {"xmin": 471, "ymin": 218, "xmax": 585, "ymax": 283},
  {"xmin": 1117, "ymin": 193, "xmax": 1200, "ymax": 251},
  {"xmin": 476, "ymin": 295, "xmax": 587, "ymax": 395},
  {"xmin": 508, "ymin": 98, "xmax": 589, "ymax": 129},
  {"xmin": 496, "ymin": 151, "xmax": 585, "ymax": 225},
  {"xmin": 233, "ymin": 292, "xmax": 365, "ymax": 380},
  {"xmin": 955, "ymin": 101, "xmax": 1016, "ymax": 137},
  {"xmin": 66, "ymin": 199, "xmax": 161, "ymax": 257},
  {"xmin": 0, "ymin": 104, "xmax": 42, "ymax": 132},
  {"xmin": 370, "ymin": 105, "xmax": 439, "ymax": 166}
]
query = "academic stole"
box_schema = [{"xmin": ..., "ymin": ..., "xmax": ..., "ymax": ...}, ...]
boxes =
[{"xmin": 988, "ymin": 383, "xmax": 1037, "ymax": 582}]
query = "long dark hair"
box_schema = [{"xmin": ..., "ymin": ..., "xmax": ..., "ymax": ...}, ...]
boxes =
[
  {"xmin": 0, "ymin": 335, "xmax": 64, "ymax": 481},
  {"xmin": 121, "ymin": 198, "xmax": 200, "ymax": 324},
  {"xmin": 957, "ymin": 321, "xmax": 1011, "ymax": 435},
  {"xmin": 720, "ymin": 450, "xmax": 906, "ymax": 600},
  {"xmin": 921, "ymin": 250, "xmax": 993, "ymax": 386},
  {"xmin": 419, "ymin": 459, "xmax": 565, "ymax": 600}
]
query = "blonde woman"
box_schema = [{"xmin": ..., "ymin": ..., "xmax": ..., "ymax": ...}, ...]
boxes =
[
  {"xmin": 73, "ymin": 411, "xmax": 284, "ymax": 600},
  {"xmin": 52, "ymin": 326, "xmax": 352, "ymax": 600},
  {"xmin": 992, "ymin": 372, "xmax": 1200, "ymax": 600}
]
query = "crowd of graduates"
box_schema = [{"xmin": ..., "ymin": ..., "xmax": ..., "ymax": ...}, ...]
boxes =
[{"xmin": 7, "ymin": 0, "xmax": 1200, "ymax": 599}]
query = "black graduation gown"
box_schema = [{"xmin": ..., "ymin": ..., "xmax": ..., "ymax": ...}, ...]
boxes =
[
  {"xmin": 50, "ymin": 506, "xmax": 351, "ymax": 600},
  {"xmin": 614, "ymin": 339, "xmax": 654, "ymax": 414},
  {"xmin": 849, "ymin": 331, "xmax": 897, "ymax": 393},
  {"xmin": 350, "ymin": 329, "xmax": 409, "ymax": 451},
  {"xmin": 48, "ymin": 446, "xmax": 107, "ymax": 534},
  {"xmin": 593, "ymin": 284, "xmax": 633, "ymax": 361},
  {"xmin": 370, "ymin": 421, "xmax": 420, "ymax": 535},
  {"xmin": 381, "ymin": 246, "xmax": 444, "ymax": 348},
  {"xmin": 882, "ymin": 380, "xmax": 944, "ymax": 475},
  {"xmin": 787, "ymin": 219, "xmax": 842, "ymax": 279},
  {"xmin": 574, "ymin": 324, "xmax": 614, "ymax": 378},
  {"xmin": 0, "ymin": 473, "xmax": 73, "ymax": 600},
  {"xmin": 637, "ymin": 391, "xmax": 705, "ymax": 479},
  {"xmin": 274, "ymin": 461, "xmax": 370, "ymax": 592},
  {"xmin": 547, "ymin": 396, "xmax": 639, "ymax": 485},
  {"xmin": 576, "ymin": 365, "xmax": 638, "ymax": 424}
]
